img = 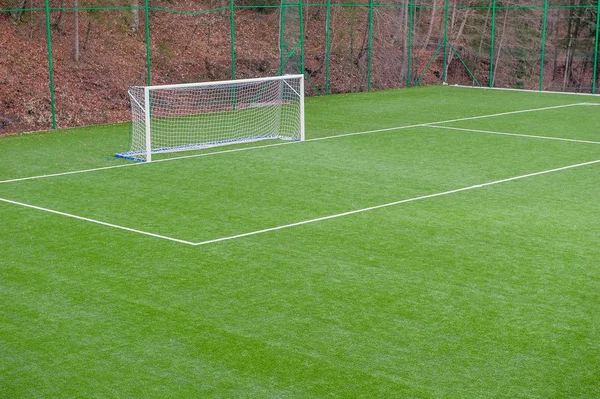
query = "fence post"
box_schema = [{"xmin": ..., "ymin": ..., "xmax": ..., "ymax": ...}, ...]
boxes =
[
  {"xmin": 367, "ymin": 0, "xmax": 374, "ymax": 91},
  {"xmin": 442, "ymin": 0, "xmax": 449, "ymax": 83},
  {"xmin": 539, "ymin": 0, "xmax": 548, "ymax": 91},
  {"xmin": 278, "ymin": 0, "xmax": 285, "ymax": 74},
  {"xmin": 592, "ymin": 0, "xmax": 600, "ymax": 93},
  {"xmin": 325, "ymin": 0, "xmax": 331, "ymax": 94},
  {"xmin": 44, "ymin": 0, "xmax": 56, "ymax": 129},
  {"xmin": 230, "ymin": 0, "xmax": 235, "ymax": 79},
  {"xmin": 299, "ymin": 0, "xmax": 305, "ymax": 74},
  {"xmin": 407, "ymin": 0, "xmax": 413, "ymax": 87},
  {"xmin": 144, "ymin": 0, "xmax": 151, "ymax": 85},
  {"xmin": 488, "ymin": 0, "xmax": 496, "ymax": 87}
]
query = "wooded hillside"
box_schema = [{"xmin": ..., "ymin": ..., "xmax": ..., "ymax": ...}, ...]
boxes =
[{"xmin": 1, "ymin": 0, "xmax": 599, "ymax": 134}]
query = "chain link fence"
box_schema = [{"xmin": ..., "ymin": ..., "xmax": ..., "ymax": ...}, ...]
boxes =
[{"xmin": 1, "ymin": 0, "xmax": 599, "ymax": 133}]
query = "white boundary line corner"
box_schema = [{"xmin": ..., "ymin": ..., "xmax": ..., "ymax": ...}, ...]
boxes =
[
  {"xmin": 0, "ymin": 197, "xmax": 196, "ymax": 246},
  {"xmin": 3, "ymin": 158, "xmax": 599, "ymax": 247},
  {"xmin": 189, "ymin": 158, "xmax": 600, "ymax": 246}
]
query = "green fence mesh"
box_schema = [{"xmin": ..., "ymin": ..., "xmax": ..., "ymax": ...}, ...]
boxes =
[{"xmin": 1, "ymin": 0, "xmax": 599, "ymax": 133}]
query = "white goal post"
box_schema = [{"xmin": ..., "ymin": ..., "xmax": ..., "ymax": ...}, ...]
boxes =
[{"xmin": 116, "ymin": 74, "xmax": 305, "ymax": 162}]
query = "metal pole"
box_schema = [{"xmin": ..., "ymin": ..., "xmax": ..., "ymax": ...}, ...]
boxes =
[
  {"xmin": 489, "ymin": 0, "xmax": 496, "ymax": 87},
  {"xmin": 299, "ymin": 0, "xmax": 305, "ymax": 74},
  {"xmin": 44, "ymin": 0, "xmax": 56, "ymax": 129},
  {"xmin": 325, "ymin": 0, "xmax": 331, "ymax": 94},
  {"xmin": 407, "ymin": 0, "xmax": 413, "ymax": 87},
  {"xmin": 592, "ymin": 0, "xmax": 600, "ymax": 93},
  {"xmin": 278, "ymin": 0, "xmax": 285, "ymax": 74},
  {"xmin": 367, "ymin": 0, "xmax": 374, "ymax": 91},
  {"xmin": 144, "ymin": 0, "xmax": 151, "ymax": 85},
  {"xmin": 539, "ymin": 0, "xmax": 548, "ymax": 91},
  {"xmin": 299, "ymin": 74, "xmax": 305, "ymax": 141},
  {"xmin": 144, "ymin": 87, "xmax": 152, "ymax": 162},
  {"xmin": 230, "ymin": 0, "xmax": 236, "ymax": 79}
]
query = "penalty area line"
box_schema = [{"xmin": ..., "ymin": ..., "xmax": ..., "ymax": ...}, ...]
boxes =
[
  {"xmin": 423, "ymin": 125, "xmax": 600, "ymax": 145},
  {"xmin": 0, "ymin": 197, "xmax": 196, "ymax": 246},
  {"xmin": 192, "ymin": 158, "xmax": 600, "ymax": 246},
  {"xmin": 308, "ymin": 102, "xmax": 587, "ymax": 142}
]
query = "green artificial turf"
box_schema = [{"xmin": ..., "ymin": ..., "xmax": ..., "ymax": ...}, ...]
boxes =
[{"xmin": 1, "ymin": 86, "xmax": 599, "ymax": 398}]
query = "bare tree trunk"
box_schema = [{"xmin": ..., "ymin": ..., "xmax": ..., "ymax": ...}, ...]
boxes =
[
  {"xmin": 562, "ymin": 0, "xmax": 587, "ymax": 90},
  {"xmin": 83, "ymin": 15, "xmax": 93, "ymax": 50},
  {"xmin": 476, "ymin": 0, "xmax": 492, "ymax": 57},
  {"xmin": 356, "ymin": 18, "xmax": 370, "ymax": 64},
  {"xmin": 54, "ymin": 0, "xmax": 65, "ymax": 32},
  {"xmin": 10, "ymin": 0, "xmax": 27, "ymax": 23},
  {"xmin": 551, "ymin": 14, "xmax": 560, "ymax": 81},
  {"xmin": 131, "ymin": 0, "xmax": 140, "ymax": 33},
  {"xmin": 398, "ymin": 0, "xmax": 409, "ymax": 83},
  {"xmin": 444, "ymin": 9, "xmax": 470, "ymax": 79},
  {"xmin": 422, "ymin": 0, "xmax": 438, "ymax": 50},
  {"xmin": 449, "ymin": 0, "xmax": 457, "ymax": 35},
  {"xmin": 328, "ymin": 5, "xmax": 337, "ymax": 58},
  {"xmin": 563, "ymin": 36, "xmax": 572, "ymax": 90},
  {"xmin": 492, "ymin": 9, "xmax": 508, "ymax": 86}
]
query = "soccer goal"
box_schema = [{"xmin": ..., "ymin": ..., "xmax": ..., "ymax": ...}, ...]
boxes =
[{"xmin": 116, "ymin": 74, "xmax": 305, "ymax": 162}]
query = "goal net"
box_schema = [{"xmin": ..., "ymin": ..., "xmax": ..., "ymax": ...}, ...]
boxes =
[{"xmin": 116, "ymin": 74, "xmax": 305, "ymax": 162}]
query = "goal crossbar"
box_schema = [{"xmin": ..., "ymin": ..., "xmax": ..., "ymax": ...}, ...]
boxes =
[
  {"xmin": 116, "ymin": 74, "xmax": 305, "ymax": 162},
  {"xmin": 137, "ymin": 74, "xmax": 304, "ymax": 91}
]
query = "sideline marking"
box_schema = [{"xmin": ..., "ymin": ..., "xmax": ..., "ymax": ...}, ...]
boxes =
[
  {"xmin": 2, "ymin": 159, "xmax": 598, "ymax": 246},
  {"xmin": 424, "ymin": 125, "xmax": 600, "ymax": 145},
  {"xmin": 452, "ymin": 85, "xmax": 600, "ymax": 98},
  {"xmin": 190, "ymin": 159, "xmax": 600, "ymax": 246},
  {"xmin": 0, "ymin": 102, "xmax": 587, "ymax": 185},
  {"xmin": 0, "ymin": 197, "xmax": 195, "ymax": 246}
]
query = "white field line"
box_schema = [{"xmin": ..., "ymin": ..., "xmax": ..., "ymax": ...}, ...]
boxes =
[
  {"xmin": 0, "ymin": 142, "xmax": 297, "ymax": 184},
  {"xmin": 0, "ymin": 102, "xmax": 587, "ymax": 185},
  {"xmin": 452, "ymin": 85, "xmax": 600, "ymax": 98},
  {"xmin": 0, "ymin": 197, "xmax": 196, "ymax": 246},
  {"xmin": 424, "ymin": 125, "xmax": 600, "ymax": 145},
  {"xmin": 308, "ymin": 102, "xmax": 587, "ymax": 142},
  {"xmin": 2, "ymin": 158, "xmax": 598, "ymax": 246},
  {"xmin": 191, "ymin": 158, "xmax": 600, "ymax": 246}
]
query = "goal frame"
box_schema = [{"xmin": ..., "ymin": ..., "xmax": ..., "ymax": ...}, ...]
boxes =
[{"xmin": 120, "ymin": 74, "xmax": 305, "ymax": 162}]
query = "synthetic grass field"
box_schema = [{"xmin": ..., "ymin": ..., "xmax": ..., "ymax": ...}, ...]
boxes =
[{"xmin": 1, "ymin": 86, "xmax": 599, "ymax": 397}]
